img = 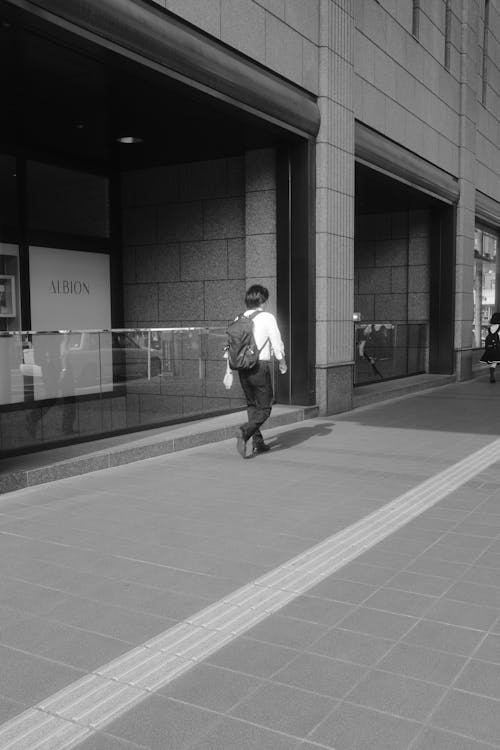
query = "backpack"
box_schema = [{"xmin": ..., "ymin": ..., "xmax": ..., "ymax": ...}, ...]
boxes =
[{"xmin": 226, "ymin": 311, "xmax": 266, "ymax": 371}]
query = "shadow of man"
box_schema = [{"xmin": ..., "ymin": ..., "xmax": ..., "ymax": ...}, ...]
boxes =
[{"xmin": 260, "ymin": 422, "xmax": 336, "ymax": 452}]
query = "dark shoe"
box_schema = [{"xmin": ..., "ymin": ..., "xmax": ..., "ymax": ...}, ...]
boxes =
[
  {"xmin": 236, "ymin": 427, "xmax": 247, "ymax": 458},
  {"xmin": 490, "ymin": 370, "xmax": 496, "ymax": 383},
  {"xmin": 253, "ymin": 440, "xmax": 271, "ymax": 454}
]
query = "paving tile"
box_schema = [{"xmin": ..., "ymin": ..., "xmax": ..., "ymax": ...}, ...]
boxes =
[
  {"xmin": 347, "ymin": 548, "xmax": 413, "ymax": 570},
  {"xmin": 486, "ymin": 539, "xmax": 500, "ymax": 554},
  {"xmin": 345, "ymin": 669, "xmax": 446, "ymax": 722},
  {"xmin": 207, "ymin": 638, "xmax": 297, "ymax": 678},
  {"xmin": 272, "ymin": 652, "xmax": 366, "ymax": 699},
  {"xmin": 468, "ymin": 511, "xmax": 500, "ymax": 525},
  {"xmin": 75, "ymin": 732, "xmax": 150, "ymax": 750},
  {"xmin": 362, "ymin": 587, "xmax": 436, "ymax": 617},
  {"xmin": 403, "ymin": 620, "xmax": 485, "ymax": 655},
  {"xmin": 39, "ymin": 627, "xmax": 132, "ymax": 670},
  {"xmin": 468, "ymin": 550, "xmax": 500, "ymax": 569},
  {"xmin": 336, "ymin": 607, "xmax": 418, "ymax": 639},
  {"xmin": 365, "ymin": 535, "xmax": 431, "ymax": 556},
  {"xmin": 454, "ymin": 659, "xmax": 500, "ymax": 700},
  {"xmin": 410, "ymin": 726, "xmax": 499, "ymax": 750},
  {"xmin": 422, "ymin": 543, "xmax": 483, "ymax": 564},
  {"xmin": 405, "ymin": 513, "xmax": 459, "ymax": 532},
  {"xmin": 188, "ymin": 717, "xmax": 303, "ymax": 750},
  {"xmin": 0, "ymin": 606, "xmax": 32, "ymax": 631},
  {"xmin": 309, "ymin": 627, "xmax": 394, "ymax": 666},
  {"xmin": 0, "ymin": 644, "xmax": 83, "ymax": 705},
  {"xmin": 277, "ymin": 595, "xmax": 355, "ymax": 626},
  {"xmin": 330, "ymin": 562, "xmax": 396, "ymax": 587},
  {"xmin": 0, "ymin": 615, "xmax": 81, "ymax": 654},
  {"xmin": 423, "ymin": 597, "xmax": 500, "ymax": 630},
  {"xmin": 229, "ymin": 681, "xmax": 335, "ymax": 738},
  {"xmin": 439, "ymin": 533, "xmax": 493, "ymax": 551},
  {"xmin": 0, "ymin": 695, "xmax": 26, "ymax": 723},
  {"xmin": 0, "ymin": 580, "xmax": 68, "ymax": 616},
  {"xmin": 445, "ymin": 581, "xmax": 500, "ymax": 609},
  {"xmin": 431, "ymin": 689, "xmax": 500, "ymax": 745},
  {"xmin": 306, "ymin": 578, "xmax": 376, "ymax": 604},
  {"xmin": 452, "ymin": 520, "xmax": 500, "ymax": 538},
  {"xmin": 244, "ymin": 614, "xmax": 328, "ymax": 650},
  {"xmin": 385, "ymin": 526, "xmax": 445, "ymax": 548},
  {"xmin": 105, "ymin": 694, "xmax": 218, "ymax": 750},
  {"xmin": 47, "ymin": 597, "xmax": 175, "ymax": 644},
  {"xmin": 158, "ymin": 664, "xmax": 262, "ymax": 711},
  {"xmin": 474, "ymin": 633, "xmax": 500, "ymax": 664},
  {"xmin": 377, "ymin": 642, "xmax": 467, "ymax": 685},
  {"xmin": 310, "ymin": 700, "xmax": 422, "ymax": 750},
  {"xmin": 84, "ymin": 579, "xmax": 210, "ymax": 620},
  {"xmin": 387, "ymin": 570, "xmax": 453, "ymax": 597},
  {"xmin": 438, "ymin": 493, "xmax": 486, "ymax": 511},
  {"xmin": 463, "ymin": 565, "xmax": 500, "ymax": 588},
  {"xmin": 406, "ymin": 557, "xmax": 469, "ymax": 579}
]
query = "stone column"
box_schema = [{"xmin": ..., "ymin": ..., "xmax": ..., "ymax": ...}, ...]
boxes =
[
  {"xmin": 315, "ymin": 0, "xmax": 355, "ymax": 414},
  {"xmin": 455, "ymin": 0, "xmax": 480, "ymax": 379}
]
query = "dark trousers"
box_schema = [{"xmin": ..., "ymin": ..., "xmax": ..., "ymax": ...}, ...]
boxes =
[{"xmin": 238, "ymin": 361, "xmax": 273, "ymax": 443}]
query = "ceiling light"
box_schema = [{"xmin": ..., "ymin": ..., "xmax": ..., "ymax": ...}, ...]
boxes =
[{"xmin": 116, "ymin": 136, "xmax": 143, "ymax": 144}]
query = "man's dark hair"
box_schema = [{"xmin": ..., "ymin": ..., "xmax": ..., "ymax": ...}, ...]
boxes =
[{"xmin": 245, "ymin": 284, "xmax": 269, "ymax": 309}]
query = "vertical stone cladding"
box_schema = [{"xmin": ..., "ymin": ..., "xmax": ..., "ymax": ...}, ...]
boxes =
[
  {"xmin": 455, "ymin": 0, "xmax": 480, "ymax": 379},
  {"xmin": 316, "ymin": 0, "xmax": 355, "ymax": 414},
  {"xmin": 244, "ymin": 149, "xmax": 277, "ymax": 316}
]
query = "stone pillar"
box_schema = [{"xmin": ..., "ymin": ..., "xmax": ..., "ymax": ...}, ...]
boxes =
[
  {"xmin": 455, "ymin": 0, "xmax": 480, "ymax": 380},
  {"xmin": 315, "ymin": 0, "xmax": 355, "ymax": 414}
]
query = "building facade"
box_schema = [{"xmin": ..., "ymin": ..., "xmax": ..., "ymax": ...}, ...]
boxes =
[{"xmin": 0, "ymin": 0, "xmax": 499, "ymax": 452}]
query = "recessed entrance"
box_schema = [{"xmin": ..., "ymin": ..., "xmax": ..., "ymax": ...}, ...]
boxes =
[{"xmin": 355, "ymin": 162, "xmax": 455, "ymax": 386}]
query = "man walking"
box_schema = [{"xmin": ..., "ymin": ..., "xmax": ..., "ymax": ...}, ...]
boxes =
[{"xmin": 234, "ymin": 284, "xmax": 287, "ymax": 458}]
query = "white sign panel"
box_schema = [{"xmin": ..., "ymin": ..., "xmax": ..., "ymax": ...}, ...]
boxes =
[{"xmin": 29, "ymin": 246, "xmax": 111, "ymax": 330}]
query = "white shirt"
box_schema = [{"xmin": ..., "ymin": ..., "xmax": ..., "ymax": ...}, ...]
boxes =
[{"xmin": 243, "ymin": 308, "xmax": 285, "ymax": 361}]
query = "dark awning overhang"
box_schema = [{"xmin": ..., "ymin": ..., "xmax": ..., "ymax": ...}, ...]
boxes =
[
  {"xmin": 476, "ymin": 191, "xmax": 500, "ymax": 229},
  {"xmin": 355, "ymin": 122, "xmax": 459, "ymax": 205},
  {"xmin": 5, "ymin": 0, "xmax": 320, "ymax": 139}
]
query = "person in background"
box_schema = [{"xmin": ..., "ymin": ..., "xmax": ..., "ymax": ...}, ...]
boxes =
[
  {"xmin": 235, "ymin": 284, "xmax": 287, "ymax": 458},
  {"xmin": 480, "ymin": 312, "xmax": 500, "ymax": 382}
]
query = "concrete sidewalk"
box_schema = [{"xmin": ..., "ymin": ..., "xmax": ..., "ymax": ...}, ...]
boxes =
[{"xmin": 1, "ymin": 376, "xmax": 500, "ymax": 749}]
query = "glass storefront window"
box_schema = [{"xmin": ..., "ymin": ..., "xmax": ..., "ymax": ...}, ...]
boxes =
[
  {"xmin": 473, "ymin": 227, "xmax": 498, "ymax": 347},
  {"xmin": 27, "ymin": 162, "xmax": 109, "ymax": 238},
  {"xmin": 0, "ymin": 154, "xmax": 19, "ymax": 234}
]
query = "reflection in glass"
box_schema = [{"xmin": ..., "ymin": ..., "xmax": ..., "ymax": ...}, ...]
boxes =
[
  {"xmin": 0, "ymin": 327, "xmax": 248, "ymax": 453},
  {"xmin": 354, "ymin": 322, "xmax": 428, "ymax": 385},
  {"xmin": 473, "ymin": 227, "xmax": 497, "ymax": 348}
]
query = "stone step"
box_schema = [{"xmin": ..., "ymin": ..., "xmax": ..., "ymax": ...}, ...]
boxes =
[{"xmin": 0, "ymin": 404, "xmax": 319, "ymax": 495}]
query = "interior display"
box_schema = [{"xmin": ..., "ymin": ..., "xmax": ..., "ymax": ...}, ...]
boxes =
[
  {"xmin": 29, "ymin": 246, "xmax": 111, "ymax": 331},
  {"xmin": 0, "ymin": 275, "xmax": 15, "ymax": 317},
  {"xmin": 28, "ymin": 247, "xmax": 112, "ymax": 400},
  {"xmin": 0, "ymin": 244, "xmax": 21, "ymax": 331}
]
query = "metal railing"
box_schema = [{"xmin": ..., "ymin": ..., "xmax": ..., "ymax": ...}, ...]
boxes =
[{"xmin": 0, "ymin": 327, "xmax": 249, "ymax": 452}]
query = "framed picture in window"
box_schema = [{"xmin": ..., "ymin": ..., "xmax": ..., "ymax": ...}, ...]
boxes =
[{"xmin": 0, "ymin": 275, "xmax": 16, "ymax": 317}]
